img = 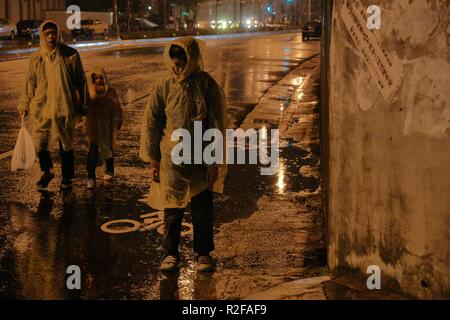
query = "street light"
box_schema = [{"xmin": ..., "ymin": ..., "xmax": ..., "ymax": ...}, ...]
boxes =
[{"xmin": 148, "ymin": 6, "xmax": 152, "ymax": 10}]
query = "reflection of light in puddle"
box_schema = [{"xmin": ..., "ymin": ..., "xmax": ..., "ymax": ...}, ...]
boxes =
[
  {"xmin": 293, "ymin": 76, "xmax": 305, "ymax": 86},
  {"xmin": 261, "ymin": 126, "xmax": 267, "ymax": 139},
  {"xmin": 178, "ymin": 261, "xmax": 196, "ymax": 299},
  {"xmin": 292, "ymin": 76, "xmax": 306, "ymax": 101},
  {"xmin": 277, "ymin": 162, "xmax": 286, "ymax": 194}
]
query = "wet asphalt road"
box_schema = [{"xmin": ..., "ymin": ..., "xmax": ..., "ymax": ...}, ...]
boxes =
[{"xmin": 0, "ymin": 32, "xmax": 320, "ymax": 299}]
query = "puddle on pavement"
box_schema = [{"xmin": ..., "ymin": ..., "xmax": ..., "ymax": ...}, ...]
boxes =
[
  {"xmin": 0, "ymin": 185, "xmax": 195, "ymax": 300},
  {"xmin": 215, "ymin": 143, "xmax": 320, "ymax": 224},
  {"xmin": 0, "ymin": 140, "xmax": 320, "ymax": 300}
]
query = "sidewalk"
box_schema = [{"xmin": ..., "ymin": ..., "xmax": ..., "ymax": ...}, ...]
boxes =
[
  {"xmin": 198, "ymin": 54, "xmax": 327, "ymax": 300},
  {"xmin": 236, "ymin": 54, "xmax": 411, "ymax": 300}
]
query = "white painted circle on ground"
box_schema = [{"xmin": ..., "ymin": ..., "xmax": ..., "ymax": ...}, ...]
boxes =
[{"xmin": 101, "ymin": 219, "xmax": 141, "ymax": 234}]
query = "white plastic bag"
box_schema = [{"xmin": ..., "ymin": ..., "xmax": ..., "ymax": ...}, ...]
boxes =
[{"xmin": 11, "ymin": 117, "xmax": 36, "ymax": 171}]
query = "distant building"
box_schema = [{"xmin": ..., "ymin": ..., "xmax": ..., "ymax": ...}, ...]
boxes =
[
  {"xmin": 196, "ymin": 0, "xmax": 322, "ymax": 29},
  {"xmin": 0, "ymin": 0, "xmax": 66, "ymax": 24}
]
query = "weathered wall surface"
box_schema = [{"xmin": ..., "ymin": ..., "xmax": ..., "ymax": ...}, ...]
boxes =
[{"xmin": 327, "ymin": 0, "xmax": 450, "ymax": 298}]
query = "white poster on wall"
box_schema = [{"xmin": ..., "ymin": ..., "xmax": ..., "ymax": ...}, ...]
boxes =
[{"xmin": 340, "ymin": 0, "xmax": 401, "ymax": 100}]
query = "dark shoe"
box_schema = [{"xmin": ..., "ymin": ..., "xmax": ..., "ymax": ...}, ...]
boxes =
[
  {"xmin": 197, "ymin": 255, "xmax": 215, "ymax": 273},
  {"xmin": 60, "ymin": 179, "xmax": 73, "ymax": 191},
  {"xmin": 37, "ymin": 171, "xmax": 55, "ymax": 189},
  {"xmin": 160, "ymin": 255, "xmax": 180, "ymax": 272}
]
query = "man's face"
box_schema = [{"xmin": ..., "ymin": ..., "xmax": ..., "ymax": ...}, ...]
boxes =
[
  {"xmin": 172, "ymin": 57, "xmax": 187, "ymax": 76},
  {"xmin": 44, "ymin": 28, "xmax": 58, "ymax": 49}
]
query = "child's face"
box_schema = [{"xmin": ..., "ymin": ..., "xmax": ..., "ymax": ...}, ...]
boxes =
[
  {"xmin": 92, "ymin": 73, "xmax": 106, "ymax": 93},
  {"xmin": 172, "ymin": 57, "xmax": 186, "ymax": 76}
]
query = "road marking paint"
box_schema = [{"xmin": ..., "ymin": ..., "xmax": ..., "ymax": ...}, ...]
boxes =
[
  {"xmin": 0, "ymin": 150, "xmax": 13, "ymax": 160},
  {"xmin": 101, "ymin": 210, "xmax": 193, "ymax": 237},
  {"xmin": 100, "ymin": 219, "xmax": 141, "ymax": 234}
]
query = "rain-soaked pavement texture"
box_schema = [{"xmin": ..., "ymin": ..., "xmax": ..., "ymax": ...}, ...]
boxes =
[{"xmin": 0, "ymin": 32, "xmax": 321, "ymax": 299}]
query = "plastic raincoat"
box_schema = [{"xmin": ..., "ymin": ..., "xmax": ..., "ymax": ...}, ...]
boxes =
[
  {"xmin": 84, "ymin": 67, "xmax": 123, "ymax": 160},
  {"xmin": 139, "ymin": 37, "xmax": 228, "ymax": 210},
  {"xmin": 18, "ymin": 20, "xmax": 87, "ymax": 153}
]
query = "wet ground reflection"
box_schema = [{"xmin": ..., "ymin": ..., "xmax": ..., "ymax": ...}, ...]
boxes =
[
  {"xmin": 0, "ymin": 141, "xmax": 319, "ymax": 300},
  {"xmin": 0, "ymin": 33, "xmax": 321, "ymax": 299}
]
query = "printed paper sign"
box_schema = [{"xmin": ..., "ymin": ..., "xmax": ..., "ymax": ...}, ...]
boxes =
[{"xmin": 340, "ymin": 0, "xmax": 400, "ymax": 100}]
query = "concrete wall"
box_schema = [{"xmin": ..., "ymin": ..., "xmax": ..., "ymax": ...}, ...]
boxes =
[{"xmin": 327, "ymin": 0, "xmax": 450, "ymax": 299}]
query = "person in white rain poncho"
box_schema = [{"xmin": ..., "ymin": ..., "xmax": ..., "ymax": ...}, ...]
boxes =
[
  {"xmin": 18, "ymin": 21, "xmax": 87, "ymax": 190},
  {"xmin": 139, "ymin": 37, "xmax": 227, "ymax": 272}
]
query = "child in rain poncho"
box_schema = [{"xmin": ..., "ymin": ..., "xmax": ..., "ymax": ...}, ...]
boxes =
[
  {"xmin": 84, "ymin": 68, "xmax": 123, "ymax": 189},
  {"xmin": 18, "ymin": 20, "xmax": 87, "ymax": 190},
  {"xmin": 139, "ymin": 37, "xmax": 227, "ymax": 273}
]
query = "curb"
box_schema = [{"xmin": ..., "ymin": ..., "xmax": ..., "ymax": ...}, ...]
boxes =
[
  {"xmin": 240, "ymin": 53, "xmax": 320, "ymax": 134},
  {"xmin": 244, "ymin": 276, "xmax": 332, "ymax": 300}
]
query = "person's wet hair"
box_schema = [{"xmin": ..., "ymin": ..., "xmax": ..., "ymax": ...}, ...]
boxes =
[
  {"xmin": 169, "ymin": 45, "xmax": 187, "ymax": 62},
  {"xmin": 42, "ymin": 22, "xmax": 57, "ymax": 31}
]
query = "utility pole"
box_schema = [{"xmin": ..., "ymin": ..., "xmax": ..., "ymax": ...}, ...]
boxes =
[
  {"xmin": 164, "ymin": 0, "xmax": 168, "ymax": 29},
  {"xmin": 215, "ymin": 0, "xmax": 219, "ymax": 26},
  {"xmin": 127, "ymin": 0, "xmax": 132, "ymax": 33},
  {"xmin": 239, "ymin": 0, "xmax": 243, "ymax": 29},
  {"xmin": 307, "ymin": 0, "xmax": 312, "ymax": 21},
  {"xmin": 258, "ymin": 0, "xmax": 261, "ymax": 25},
  {"xmin": 113, "ymin": 0, "xmax": 120, "ymax": 39},
  {"xmin": 193, "ymin": 0, "xmax": 199, "ymax": 28}
]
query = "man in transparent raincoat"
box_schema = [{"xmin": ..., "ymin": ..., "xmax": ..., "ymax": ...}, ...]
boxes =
[
  {"xmin": 18, "ymin": 21, "xmax": 87, "ymax": 190},
  {"xmin": 140, "ymin": 37, "xmax": 227, "ymax": 272}
]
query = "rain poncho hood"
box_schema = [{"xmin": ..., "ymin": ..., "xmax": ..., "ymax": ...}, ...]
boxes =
[
  {"xmin": 140, "ymin": 37, "xmax": 228, "ymax": 210},
  {"xmin": 84, "ymin": 67, "xmax": 122, "ymax": 160},
  {"xmin": 87, "ymin": 67, "xmax": 109, "ymax": 99},
  {"xmin": 163, "ymin": 36, "xmax": 204, "ymax": 82},
  {"xmin": 18, "ymin": 20, "xmax": 87, "ymax": 153}
]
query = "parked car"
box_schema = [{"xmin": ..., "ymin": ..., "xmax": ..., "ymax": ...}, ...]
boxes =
[
  {"xmin": 72, "ymin": 19, "xmax": 110, "ymax": 39},
  {"xmin": 16, "ymin": 20, "xmax": 41, "ymax": 40},
  {"xmin": 0, "ymin": 18, "xmax": 17, "ymax": 40},
  {"xmin": 82, "ymin": 19, "xmax": 109, "ymax": 35},
  {"xmin": 71, "ymin": 21, "xmax": 95, "ymax": 39},
  {"xmin": 302, "ymin": 20, "xmax": 321, "ymax": 41}
]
